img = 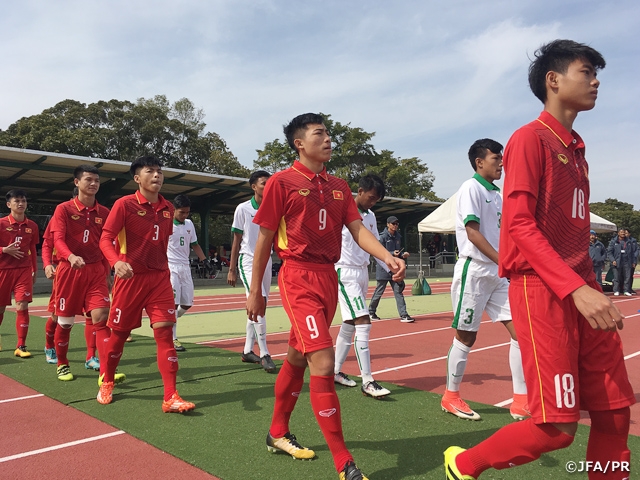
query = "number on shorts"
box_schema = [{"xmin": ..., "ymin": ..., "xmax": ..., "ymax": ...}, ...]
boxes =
[
  {"xmin": 83, "ymin": 229, "xmax": 90, "ymax": 243},
  {"xmin": 306, "ymin": 315, "xmax": 319, "ymax": 339},
  {"xmin": 353, "ymin": 296, "xmax": 364, "ymax": 310},
  {"xmin": 463, "ymin": 308, "xmax": 474, "ymax": 325},
  {"xmin": 59, "ymin": 297, "xmax": 65, "ymax": 311},
  {"xmin": 153, "ymin": 225, "xmax": 159, "ymax": 241},
  {"xmin": 112, "ymin": 307, "xmax": 122, "ymax": 324},
  {"xmin": 554, "ymin": 373, "xmax": 576, "ymax": 408},
  {"xmin": 318, "ymin": 209, "xmax": 327, "ymax": 231}
]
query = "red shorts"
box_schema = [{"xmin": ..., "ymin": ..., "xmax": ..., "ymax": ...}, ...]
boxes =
[
  {"xmin": 0, "ymin": 268, "xmax": 33, "ymax": 306},
  {"xmin": 510, "ymin": 275, "xmax": 634, "ymax": 424},
  {"xmin": 55, "ymin": 262, "xmax": 110, "ymax": 316},
  {"xmin": 47, "ymin": 277, "xmax": 57, "ymax": 313},
  {"xmin": 108, "ymin": 270, "xmax": 175, "ymax": 331},
  {"xmin": 279, "ymin": 260, "xmax": 338, "ymax": 354}
]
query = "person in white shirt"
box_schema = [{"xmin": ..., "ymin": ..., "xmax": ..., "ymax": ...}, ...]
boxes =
[
  {"xmin": 227, "ymin": 171, "xmax": 276, "ymax": 373},
  {"xmin": 167, "ymin": 195, "xmax": 208, "ymax": 352},
  {"xmin": 333, "ymin": 174, "xmax": 391, "ymax": 398},
  {"xmin": 441, "ymin": 139, "xmax": 529, "ymax": 421}
]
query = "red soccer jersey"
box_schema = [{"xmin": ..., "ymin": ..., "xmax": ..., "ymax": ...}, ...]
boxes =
[
  {"xmin": 499, "ymin": 111, "xmax": 592, "ymax": 299},
  {"xmin": 0, "ymin": 214, "xmax": 39, "ymax": 271},
  {"xmin": 100, "ymin": 191, "xmax": 174, "ymax": 274},
  {"xmin": 254, "ymin": 160, "xmax": 361, "ymax": 264},
  {"xmin": 51, "ymin": 197, "xmax": 110, "ymax": 265},
  {"xmin": 41, "ymin": 220, "xmax": 59, "ymax": 267}
]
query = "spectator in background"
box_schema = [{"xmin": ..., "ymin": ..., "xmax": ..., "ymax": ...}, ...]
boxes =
[
  {"xmin": 608, "ymin": 228, "xmax": 634, "ymax": 296},
  {"xmin": 589, "ymin": 230, "xmax": 606, "ymax": 286},
  {"xmin": 624, "ymin": 229, "xmax": 637, "ymax": 294},
  {"xmin": 427, "ymin": 241, "xmax": 437, "ymax": 268}
]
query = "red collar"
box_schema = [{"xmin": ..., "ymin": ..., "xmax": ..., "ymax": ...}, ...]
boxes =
[
  {"xmin": 535, "ymin": 111, "xmax": 584, "ymax": 149},
  {"xmin": 72, "ymin": 196, "xmax": 99, "ymax": 212},
  {"xmin": 7, "ymin": 213, "xmax": 27, "ymax": 225},
  {"xmin": 292, "ymin": 160, "xmax": 329, "ymax": 182}
]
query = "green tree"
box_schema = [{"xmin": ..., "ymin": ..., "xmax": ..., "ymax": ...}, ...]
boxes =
[
  {"xmin": 590, "ymin": 198, "xmax": 640, "ymax": 240},
  {"xmin": 253, "ymin": 113, "xmax": 440, "ymax": 200}
]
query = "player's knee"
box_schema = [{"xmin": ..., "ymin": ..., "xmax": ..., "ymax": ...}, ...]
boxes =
[
  {"xmin": 456, "ymin": 330, "xmax": 476, "ymax": 347},
  {"xmin": 354, "ymin": 316, "xmax": 370, "ymax": 325},
  {"xmin": 58, "ymin": 316, "xmax": 75, "ymax": 328},
  {"xmin": 549, "ymin": 421, "xmax": 579, "ymax": 439}
]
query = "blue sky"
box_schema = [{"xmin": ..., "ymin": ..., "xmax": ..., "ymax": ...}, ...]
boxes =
[{"xmin": 2, "ymin": 0, "xmax": 639, "ymax": 209}]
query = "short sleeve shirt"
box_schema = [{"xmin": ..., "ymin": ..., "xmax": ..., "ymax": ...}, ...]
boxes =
[
  {"xmin": 231, "ymin": 197, "xmax": 261, "ymax": 256},
  {"xmin": 456, "ymin": 174, "xmax": 501, "ymax": 264},
  {"xmin": 167, "ymin": 218, "xmax": 198, "ymax": 265},
  {"xmin": 335, "ymin": 208, "xmax": 379, "ymax": 268},
  {"xmin": 0, "ymin": 214, "xmax": 39, "ymax": 270},
  {"xmin": 253, "ymin": 160, "xmax": 360, "ymax": 264}
]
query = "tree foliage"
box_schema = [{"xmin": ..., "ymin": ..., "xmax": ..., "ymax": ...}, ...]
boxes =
[
  {"xmin": 254, "ymin": 113, "xmax": 440, "ymax": 201},
  {"xmin": 0, "ymin": 96, "xmax": 249, "ymax": 177},
  {"xmin": 590, "ymin": 198, "xmax": 640, "ymax": 240}
]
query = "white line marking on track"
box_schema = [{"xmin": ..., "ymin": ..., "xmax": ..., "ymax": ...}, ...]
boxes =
[
  {"xmin": 0, "ymin": 430, "xmax": 126, "ymax": 463},
  {"xmin": 494, "ymin": 399, "xmax": 513, "ymax": 407},
  {"xmin": 0, "ymin": 394, "xmax": 44, "ymax": 404},
  {"xmin": 624, "ymin": 350, "xmax": 640, "ymax": 360}
]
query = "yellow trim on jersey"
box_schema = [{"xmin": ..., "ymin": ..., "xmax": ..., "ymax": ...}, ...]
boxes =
[
  {"xmin": 117, "ymin": 228, "xmax": 127, "ymax": 254},
  {"xmin": 535, "ymin": 118, "xmax": 569, "ymax": 148},
  {"xmin": 523, "ymin": 275, "xmax": 547, "ymax": 422},
  {"xmin": 280, "ymin": 260, "xmax": 307, "ymax": 353},
  {"xmin": 276, "ymin": 217, "xmax": 288, "ymax": 251}
]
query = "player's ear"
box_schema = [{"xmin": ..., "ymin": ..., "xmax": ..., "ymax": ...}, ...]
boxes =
[
  {"xmin": 133, "ymin": 174, "xmax": 141, "ymax": 185},
  {"xmin": 546, "ymin": 71, "xmax": 560, "ymax": 92}
]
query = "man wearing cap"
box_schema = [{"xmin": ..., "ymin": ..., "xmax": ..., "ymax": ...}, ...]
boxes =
[
  {"xmin": 589, "ymin": 230, "xmax": 606, "ymax": 286},
  {"xmin": 368, "ymin": 216, "xmax": 414, "ymax": 323}
]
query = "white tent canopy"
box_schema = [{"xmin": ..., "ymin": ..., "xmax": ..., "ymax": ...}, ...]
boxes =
[{"xmin": 418, "ymin": 193, "xmax": 616, "ymax": 234}]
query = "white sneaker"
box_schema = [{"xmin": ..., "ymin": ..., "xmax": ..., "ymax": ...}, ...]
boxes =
[
  {"xmin": 614, "ymin": 292, "xmax": 620, "ymax": 296},
  {"xmin": 361, "ymin": 380, "xmax": 390, "ymax": 398},
  {"xmin": 334, "ymin": 372, "xmax": 357, "ymax": 387},
  {"xmin": 624, "ymin": 292, "xmax": 632, "ymax": 296}
]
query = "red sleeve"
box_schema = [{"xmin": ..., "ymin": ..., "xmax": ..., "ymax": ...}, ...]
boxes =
[
  {"xmin": 41, "ymin": 223, "xmax": 54, "ymax": 268},
  {"xmin": 343, "ymin": 187, "xmax": 361, "ymax": 226},
  {"xmin": 30, "ymin": 223, "xmax": 39, "ymax": 272},
  {"xmin": 50, "ymin": 205, "xmax": 74, "ymax": 261},
  {"xmin": 253, "ymin": 173, "xmax": 284, "ymax": 232},
  {"xmin": 100, "ymin": 199, "xmax": 124, "ymax": 268}
]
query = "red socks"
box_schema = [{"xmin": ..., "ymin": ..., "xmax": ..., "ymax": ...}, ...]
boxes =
[
  {"xmin": 54, "ymin": 325, "xmax": 72, "ymax": 366},
  {"xmin": 457, "ymin": 419, "xmax": 574, "ymax": 477},
  {"xmin": 153, "ymin": 326, "xmax": 178, "ymax": 401},
  {"xmin": 269, "ymin": 360, "xmax": 305, "ymax": 438},
  {"xmin": 93, "ymin": 320, "xmax": 111, "ymax": 376},
  {"xmin": 309, "ymin": 375, "xmax": 352, "ymax": 472},
  {"xmin": 103, "ymin": 329, "xmax": 128, "ymax": 383},
  {"xmin": 85, "ymin": 317, "xmax": 96, "ymax": 360},
  {"xmin": 45, "ymin": 316, "xmax": 57, "ymax": 350},
  {"xmin": 16, "ymin": 310, "xmax": 30, "ymax": 346},
  {"xmin": 586, "ymin": 408, "xmax": 631, "ymax": 480}
]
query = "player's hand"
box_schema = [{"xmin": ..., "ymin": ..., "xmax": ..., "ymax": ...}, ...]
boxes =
[
  {"xmin": 571, "ymin": 284, "xmax": 624, "ymax": 331},
  {"xmin": 393, "ymin": 250, "xmax": 400, "ymax": 256},
  {"xmin": 387, "ymin": 255, "xmax": 406, "ymax": 282},
  {"xmin": 246, "ymin": 291, "xmax": 265, "ymax": 322},
  {"xmin": 3, "ymin": 241, "xmax": 24, "ymax": 259},
  {"xmin": 227, "ymin": 269, "xmax": 237, "ymax": 287},
  {"xmin": 114, "ymin": 261, "xmax": 134, "ymax": 279},
  {"xmin": 612, "ymin": 261, "xmax": 617, "ymax": 267},
  {"xmin": 402, "ymin": 252, "xmax": 410, "ymax": 259},
  {"xmin": 32, "ymin": 271, "xmax": 37, "ymax": 285},
  {"xmin": 44, "ymin": 264, "xmax": 56, "ymax": 279},
  {"xmin": 68, "ymin": 254, "xmax": 85, "ymax": 269}
]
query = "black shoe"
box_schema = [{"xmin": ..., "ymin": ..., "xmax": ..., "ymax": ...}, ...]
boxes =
[
  {"xmin": 173, "ymin": 339, "xmax": 186, "ymax": 352},
  {"xmin": 339, "ymin": 460, "xmax": 368, "ymax": 480},
  {"xmin": 241, "ymin": 351, "xmax": 261, "ymax": 364},
  {"xmin": 261, "ymin": 354, "xmax": 277, "ymax": 373},
  {"xmin": 400, "ymin": 315, "xmax": 415, "ymax": 323},
  {"xmin": 369, "ymin": 313, "xmax": 380, "ymax": 320}
]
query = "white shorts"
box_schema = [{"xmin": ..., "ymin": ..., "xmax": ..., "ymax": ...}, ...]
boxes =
[
  {"xmin": 451, "ymin": 257, "xmax": 511, "ymax": 332},
  {"xmin": 239, "ymin": 253, "xmax": 272, "ymax": 298},
  {"xmin": 169, "ymin": 263, "xmax": 194, "ymax": 306},
  {"xmin": 336, "ymin": 266, "xmax": 369, "ymax": 322}
]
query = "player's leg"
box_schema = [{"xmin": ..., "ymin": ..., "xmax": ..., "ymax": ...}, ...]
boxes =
[
  {"xmin": 334, "ymin": 267, "xmax": 358, "ymax": 387},
  {"xmin": 84, "ymin": 315, "xmax": 98, "ymax": 365},
  {"xmin": 88, "ymin": 307, "xmax": 109, "ymax": 371},
  {"xmin": 238, "ymin": 254, "xmax": 260, "ymax": 363},
  {"xmin": 586, "ymin": 408, "xmax": 631, "ymax": 480},
  {"xmin": 391, "ymin": 280, "xmax": 413, "ymax": 322},
  {"xmin": 44, "ymin": 281, "xmax": 58, "ymax": 363},
  {"xmin": 368, "ymin": 279, "xmax": 387, "ymax": 319},
  {"xmin": 55, "ymin": 315, "xmax": 75, "ymax": 381},
  {"xmin": 173, "ymin": 303, "xmax": 191, "ymax": 352},
  {"xmin": 255, "ymin": 257, "xmax": 274, "ymax": 372},
  {"xmin": 13, "ymin": 268, "xmax": 33, "ymax": 356}
]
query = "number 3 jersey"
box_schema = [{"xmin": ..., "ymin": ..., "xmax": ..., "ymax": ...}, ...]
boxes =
[{"xmin": 499, "ymin": 111, "xmax": 593, "ymax": 299}]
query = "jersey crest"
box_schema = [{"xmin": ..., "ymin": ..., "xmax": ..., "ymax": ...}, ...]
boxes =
[
  {"xmin": 332, "ymin": 190, "xmax": 344, "ymax": 200},
  {"xmin": 71, "ymin": 215, "xmax": 80, "ymax": 220},
  {"xmin": 298, "ymin": 189, "xmax": 310, "ymax": 196},
  {"xmin": 137, "ymin": 210, "xmax": 146, "ymax": 216},
  {"xmin": 163, "ymin": 211, "xmax": 171, "ymax": 218}
]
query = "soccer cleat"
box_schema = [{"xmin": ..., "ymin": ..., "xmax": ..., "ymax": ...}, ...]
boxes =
[
  {"xmin": 125, "ymin": 334, "xmax": 133, "ymax": 342},
  {"xmin": 241, "ymin": 351, "xmax": 261, "ymax": 364},
  {"xmin": 361, "ymin": 380, "xmax": 391, "ymax": 398},
  {"xmin": 57, "ymin": 364, "xmax": 74, "ymax": 381},
  {"xmin": 510, "ymin": 395, "xmax": 531, "ymax": 421},
  {"xmin": 173, "ymin": 339, "xmax": 186, "ymax": 352},
  {"xmin": 14, "ymin": 345, "xmax": 31, "ymax": 358},
  {"xmin": 266, "ymin": 432, "xmax": 315, "ymax": 460},
  {"xmin": 400, "ymin": 315, "xmax": 415, "ymax": 323},
  {"xmin": 261, "ymin": 354, "xmax": 277, "ymax": 373},
  {"xmin": 98, "ymin": 371, "xmax": 126, "ymax": 386},
  {"xmin": 334, "ymin": 372, "xmax": 357, "ymax": 387},
  {"xmin": 44, "ymin": 347, "xmax": 57, "ymax": 364},
  {"xmin": 369, "ymin": 313, "xmax": 380, "ymax": 320},
  {"xmin": 339, "ymin": 460, "xmax": 369, "ymax": 480},
  {"xmin": 97, "ymin": 381, "xmax": 114, "ymax": 405},
  {"xmin": 85, "ymin": 356, "xmax": 100, "ymax": 371},
  {"xmin": 444, "ymin": 446, "xmax": 476, "ymax": 480},
  {"xmin": 162, "ymin": 391, "xmax": 196, "ymax": 413},
  {"xmin": 441, "ymin": 394, "xmax": 481, "ymax": 421}
]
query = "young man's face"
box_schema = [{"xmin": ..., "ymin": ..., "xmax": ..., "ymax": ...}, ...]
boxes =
[
  {"xmin": 75, "ymin": 172, "xmax": 100, "ymax": 196},
  {"xmin": 355, "ymin": 188, "xmax": 381, "ymax": 212},
  {"xmin": 135, "ymin": 165, "xmax": 164, "ymax": 192},
  {"xmin": 174, "ymin": 206, "xmax": 190, "ymax": 223},
  {"xmin": 476, "ymin": 151, "xmax": 503, "ymax": 182},
  {"xmin": 251, "ymin": 176, "xmax": 269, "ymax": 199},
  {"xmin": 553, "ymin": 59, "xmax": 600, "ymax": 112},
  {"xmin": 296, "ymin": 123, "xmax": 332, "ymax": 163},
  {"xmin": 618, "ymin": 229, "xmax": 626, "ymax": 240},
  {"xmin": 590, "ymin": 233, "xmax": 597, "ymax": 243},
  {"xmin": 6, "ymin": 196, "xmax": 27, "ymax": 216},
  {"xmin": 387, "ymin": 220, "xmax": 399, "ymax": 234}
]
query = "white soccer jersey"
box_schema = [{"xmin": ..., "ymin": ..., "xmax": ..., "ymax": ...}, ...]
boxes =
[
  {"xmin": 167, "ymin": 218, "xmax": 198, "ymax": 265},
  {"xmin": 335, "ymin": 209, "xmax": 379, "ymax": 268},
  {"xmin": 231, "ymin": 197, "xmax": 261, "ymax": 256},
  {"xmin": 455, "ymin": 173, "xmax": 502, "ymax": 264}
]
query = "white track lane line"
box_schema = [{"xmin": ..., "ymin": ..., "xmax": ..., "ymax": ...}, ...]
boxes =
[
  {"xmin": 0, "ymin": 394, "xmax": 44, "ymax": 404},
  {"xmin": 0, "ymin": 430, "xmax": 125, "ymax": 463}
]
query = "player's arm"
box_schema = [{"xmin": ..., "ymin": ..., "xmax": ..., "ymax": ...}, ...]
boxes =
[
  {"xmin": 347, "ymin": 220, "xmax": 405, "ymax": 281},
  {"xmin": 99, "ymin": 201, "xmax": 133, "ymax": 279},
  {"xmin": 227, "ymin": 231, "xmax": 242, "ymax": 287},
  {"xmin": 246, "ymin": 227, "xmax": 275, "ymax": 321},
  {"xmin": 53, "ymin": 229, "xmax": 85, "ymax": 269},
  {"xmin": 465, "ymin": 222, "xmax": 499, "ymax": 265},
  {"xmin": 191, "ymin": 243, "xmax": 207, "ymax": 262},
  {"xmin": 30, "ymin": 224, "xmax": 39, "ymax": 284}
]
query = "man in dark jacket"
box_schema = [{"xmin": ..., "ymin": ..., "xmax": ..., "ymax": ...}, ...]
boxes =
[
  {"xmin": 608, "ymin": 228, "xmax": 634, "ymax": 296},
  {"xmin": 589, "ymin": 230, "xmax": 606, "ymax": 286},
  {"xmin": 368, "ymin": 216, "xmax": 414, "ymax": 322}
]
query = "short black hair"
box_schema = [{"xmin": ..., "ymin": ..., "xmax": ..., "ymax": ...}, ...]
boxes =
[
  {"xmin": 73, "ymin": 164, "xmax": 100, "ymax": 180},
  {"xmin": 359, "ymin": 174, "xmax": 386, "ymax": 201},
  {"xmin": 5, "ymin": 189, "xmax": 27, "ymax": 202},
  {"xmin": 173, "ymin": 194, "xmax": 191, "ymax": 209},
  {"xmin": 249, "ymin": 170, "xmax": 271, "ymax": 186},
  {"xmin": 129, "ymin": 155, "xmax": 163, "ymax": 177},
  {"xmin": 468, "ymin": 139, "xmax": 503, "ymax": 171},
  {"xmin": 284, "ymin": 113, "xmax": 325, "ymax": 153},
  {"xmin": 529, "ymin": 39, "xmax": 605, "ymax": 103}
]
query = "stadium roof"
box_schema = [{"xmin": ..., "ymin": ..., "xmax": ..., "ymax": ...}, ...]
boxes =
[{"xmin": 0, "ymin": 146, "xmax": 440, "ymax": 222}]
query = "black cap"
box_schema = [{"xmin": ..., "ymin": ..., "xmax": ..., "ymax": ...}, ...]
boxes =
[{"xmin": 387, "ymin": 216, "xmax": 399, "ymax": 224}]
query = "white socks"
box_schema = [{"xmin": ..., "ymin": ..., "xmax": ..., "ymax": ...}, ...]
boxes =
[
  {"xmin": 509, "ymin": 338, "xmax": 527, "ymax": 395},
  {"xmin": 354, "ymin": 324, "xmax": 373, "ymax": 384},
  {"xmin": 446, "ymin": 337, "xmax": 470, "ymax": 392},
  {"xmin": 334, "ymin": 323, "xmax": 355, "ymax": 374},
  {"xmin": 245, "ymin": 316, "xmax": 269, "ymax": 356},
  {"xmin": 173, "ymin": 306, "xmax": 188, "ymax": 341}
]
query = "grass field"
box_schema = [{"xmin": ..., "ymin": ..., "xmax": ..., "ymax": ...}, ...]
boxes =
[{"xmin": 0, "ymin": 280, "xmax": 638, "ymax": 479}]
